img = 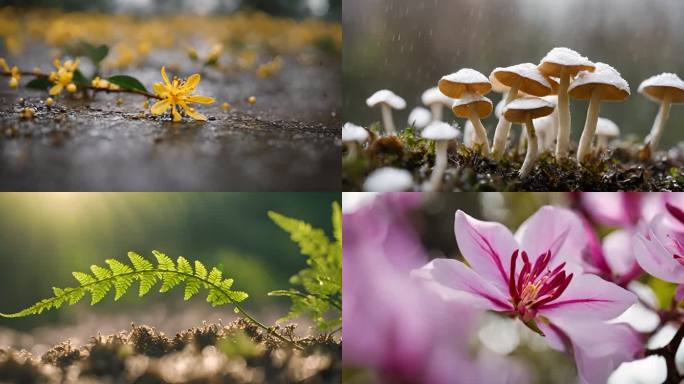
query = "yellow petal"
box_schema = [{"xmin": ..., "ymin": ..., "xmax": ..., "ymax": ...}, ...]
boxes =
[
  {"xmin": 153, "ymin": 83, "xmax": 168, "ymax": 97},
  {"xmin": 180, "ymin": 102, "xmax": 207, "ymax": 121},
  {"xmin": 150, "ymin": 99, "xmax": 171, "ymax": 115},
  {"xmin": 183, "ymin": 74, "xmax": 200, "ymax": 92},
  {"xmin": 49, "ymin": 84, "xmax": 63, "ymax": 96},
  {"xmin": 161, "ymin": 66, "xmax": 170, "ymax": 86},
  {"xmin": 172, "ymin": 105, "xmax": 182, "ymax": 122},
  {"xmin": 186, "ymin": 95, "xmax": 215, "ymax": 104},
  {"xmin": 52, "ymin": 58, "xmax": 61, "ymax": 69}
]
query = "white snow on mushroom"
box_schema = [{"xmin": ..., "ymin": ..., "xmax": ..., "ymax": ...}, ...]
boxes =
[
  {"xmin": 342, "ymin": 122, "xmax": 370, "ymax": 158},
  {"xmin": 638, "ymin": 73, "xmax": 684, "ymax": 155},
  {"xmin": 408, "ymin": 107, "xmax": 432, "ymax": 129},
  {"xmin": 363, "ymin": 167, "xmax": 414, "ymax": 192},
  {"xmin": 366, "ymin": 89, "xmax": 407, "ymax": 135},
  {"xmin": 421, "ymin": 121, "xmax": 461, "ymax": 191}
]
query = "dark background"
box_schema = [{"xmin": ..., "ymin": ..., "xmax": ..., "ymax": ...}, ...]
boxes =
[{"xmin": 344, "ymin": 0, "xmax": 684, "ymax": 144}]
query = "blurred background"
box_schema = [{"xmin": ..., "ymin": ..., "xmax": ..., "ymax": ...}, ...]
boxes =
[
  {"xmin": 0, "ymin": 193, "xmax": 339, "ymax": 353},
  {"xmin": 344, "ymin": 0, "xmax": 684, "ymax": 144},
  {"xmin": 0, "ymin": 0, "xmax": 341, "ymax": 19}
]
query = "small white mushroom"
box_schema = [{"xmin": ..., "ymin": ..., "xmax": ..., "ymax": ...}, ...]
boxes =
[
  {"xmin": 504, "ymin": 97, "xmax": 555, "ymax": 177},
  {"xmin": 638, "ymin": 73, "xmax": 684, "ymax": 154},
  {"xmin": 489, "ymin": 63, "xmax": 554, "ymax": 160},
  {"xmin": 464, "ymin": 120, "xmax": 476, "ymax": 148},
  {"xmin": 363, "ymin": 167, "xmax": 413, "ymax": 192},
  {"xmin": 366, "ymin": 90, "xmax": 407, "ymax": 135},
  {"xmin": 408, "ymin": 107, "xmax": 432, "ymax": 129},
  {"xmin": 421, "ymin": 121, "xmax": 461, "ymax": 191},
  {"xmin": 451, "ymin": 92, "xmax": 493, "ymax": 155},
  {"xmin": 534, "ymin": 114, "xmax": 556, "ymax": 152},
  {"xmin": 538, "ymin": 47, "xmax": 595, "ymax": 159},
  {"xmin": 342, "ymin": 122, "xmax": 370, "ymax": 158},
  {"xmin": 594, "ymin": 117, "xmax": 620, "ymax": 153},
  {"xmin": 421, "ymin": 87, "xmax": 454, "ymax": 122},
  {"xmin": 569, "ymin": 62, "xmax": 630, "ymax": 163}
]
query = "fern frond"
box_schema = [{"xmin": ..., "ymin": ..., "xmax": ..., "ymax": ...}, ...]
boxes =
[{"xmin": 0, "ymin": 251, "xmax": 248, "ymax": 318}]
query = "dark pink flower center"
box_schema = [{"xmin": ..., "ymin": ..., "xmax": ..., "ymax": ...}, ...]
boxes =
[{"xmin": 508, "ymin": 249, "xmax": 573, "ymax": 321}]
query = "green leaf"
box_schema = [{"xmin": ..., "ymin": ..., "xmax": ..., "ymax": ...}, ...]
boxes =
[
  {"xmin": 88, "ymin": 44, "xmax": 109, "ymax": 66},
  {"xmin": 72, "ymin": 69, "xmax": 89, "ymax": 86},
  {"xmin": 25, "ymin": 77, "xmax": 53, "ymax": 91},
  {"xmin": 1, "ymin": 251, "xmax": 249, "ymax": 318},
  {"xmin": 107, "ymin": 75, "xmax": 148, "ymax": 93}
]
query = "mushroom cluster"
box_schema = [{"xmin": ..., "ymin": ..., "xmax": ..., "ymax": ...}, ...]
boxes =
[{"xmin": 349, "ymin": 47, "xmax": 684, "ymax": 190}]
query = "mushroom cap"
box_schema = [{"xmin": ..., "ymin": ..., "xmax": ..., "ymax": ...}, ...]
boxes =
[
  {"xmin": 490, "ymin": 63, "xmax": 554, "ymax": 97},
  {"xmin": 451, "ymin": 92, "xmax": 493, "ymax": 119},
  {"xmin": 438, "ymin": 68, "xmax": 492, "ymax": 98},
  {"xmin": 363, "ymin": 167, "xmax": 413, "ymax": 192},
  {"xmin": 638, "ymin": 73, "xmax": 684, "ymax": 104},
  {"xmin": 422, "ymin": 87, "xmax": 453, "ymax": 106},
  {"xmin": 568, "ymin": 62, "xmax": 630, "ymax": 101},
  {"xmin": 503, "ymin": 96, "xmax": 555, "ymax": 123},
  {"xmin": 421, "ymin": 121, "xmax": 461, "ymax": 141},
  {"xmin": 538, "ymin": 47, "xmax": 595, "ymax": 78},
  {"xmin": 366, "ymin": 89, "xmax": 407, "ymax": 109},
  {"xmin": 342, "ymin": 122, "xmax": 369, "ymax": 143},
  {"xmin": 408, "ymin": 107, "xmax": 432, "ymax": 129},
  {"xmin": 596, "ymin": 117, "xmax": 620, "ymax": 137}
]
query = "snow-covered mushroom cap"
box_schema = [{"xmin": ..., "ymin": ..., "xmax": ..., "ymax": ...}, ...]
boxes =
[
  {"xmin": 596, "ymin": 117, "xmax": 620, "ymax": 138},
  {"xmin": 366, "ymin": 90, "xmax": 407, "ymax": 109},
  {"xmin": 421, "ymin": 87, "xmax": 453, "ymax": 107},
  {"xmin": 342, "ymin": 123, "xmax": 369, "ymax": 143},
  {"xmin": 451, "ymin": 92, "xmax": 493, "ymax": 118},
  {"xmin": 438, "ymin": 68, "xmax": 492, "ymax": 99},
  {"xmin": 490, "ymin": 63, "xmax": 554, "ymax": 97},
  {"xmin": 504, "ymin": 96, "xmax": 555, "ymax": 123},
  {"xmin": 363, "ymin": 167, "xmax": 413, "ymax": 192},
  {"xmin": 408, "ymin": 107, "xmax": 432, "ymax": 129},
  {"xmin": 538, "ymin": 47, "xmax": 595, "ymax": 78},
  {"xmin": 421, "ymin": 121, "xmax": 461, "ymax": 141},
  {"xmin": 569, "ymin": 62, "xmax": 630, "ymax": 101},
  {"xmin": 638, "ymin": 73, "xmax": 684, "ymax": 103}
]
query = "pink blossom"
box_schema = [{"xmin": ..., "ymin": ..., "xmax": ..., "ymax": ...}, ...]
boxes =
[
  {"xmin": 343, "ymin": 194, "xmax": 528, "ymax": 384},
  {"xmin": 413, "ymin": 206, "xmax": 641, "ymax": 384}
]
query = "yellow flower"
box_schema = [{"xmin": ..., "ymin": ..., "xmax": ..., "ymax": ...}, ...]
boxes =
[
  {"xmin": 9, "ymin": 66, "xmax": 20, "ymax": 88},
  {"xmin": 150, "ymin": 66, "xmax": 215, "ymax": 122},
  {"xmin": 49, "ymin": 58, "xmax": 80, "ymax": 96},
  {"xmin": 0, "ymin": 58, "xmax": 9, "ymax": 72}
]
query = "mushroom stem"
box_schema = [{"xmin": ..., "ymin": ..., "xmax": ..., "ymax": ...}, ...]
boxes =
[
  {"xmin": 520, "ymin": 117, "xmax": 539, "ymax": 177},
  {"xmin": 595, "ymin": 136, "xmax": 608, "ymax": 153},
  {"xmin": 555, "ymin": 67, "xmax": 571, "ymax": 159},
  {"xmin": 381, "ymin": 104, "xmax": 396, "ymax": 135},
  {"xmin": 576, "ymin": 91, "xmax": 602, "ymax": 163},
  {"xmin": 491, "ymin": 84, "xmax": 520, "ymax": 160},
  {"xmin": 468, "ymin": 105, "xmax": 491, "ymax": 156},
  {"xmin": 647, "ymin": 94, "xmax": 672, "ymax": 153},
  {"xmin": 345, "ymin": 143, "xmax": 358, "ymax": 158},
  {"xmin": 518, "ymin": 125, "xmax": 527, "ymax": 155},
  {"xmin": 429, "ymin": 140, "xmax": 449, "ymax": 191},
  {"xmin": 430, "ymin": 104, "xmax": 443, "ymax": 122}
]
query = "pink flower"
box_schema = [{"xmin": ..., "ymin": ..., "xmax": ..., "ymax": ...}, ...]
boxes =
[
  {"xmin": 575, "ymin": 192, "xmax": 646, "ymax": 228},
  {"xmin": 634, "ymin": 200, "xmax": 684, "ymax": 300},
  {"xmin": 343, "ymin": 194, "xmax": 528, "ymax": 384},
  {"xmin": 581, "ymin": 219, "xmax": 641, "ymax": 286},
  {"xmin": 413, "ymin": 206, "xmax": 641, "ymax": 384}
]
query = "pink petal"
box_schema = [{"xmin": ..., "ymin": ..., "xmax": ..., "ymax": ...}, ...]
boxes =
[
  {"xmin": 676, "ymin": 285, "xmax": 684, "ymax": 302},
  {"xmin": 454, "ymin": 210, "xmax": 518, "ymax": 290},
  {"xmin": 633, "ymin": 229, "xmax": 684, "ymax": 284},
  {"xmin": 515, "ymin": 206, "xmax": 587, "ymax": 267},
  {"xmin": 412, "ymin": 259, "xmax": 512, "ymax": 312},
  {"xmin": 581, "ymin": 192, "xmax": 642, "ymax": 228},
  {"xmin": 602, "ymin": 229, "xmax": 639, "ymax": 278},
  {"xmin": 547, "ymin": 318, "xmax": 642, "ymax": 384},
  {"xmin": 538, "ymin": 274, "xmax": 636, "ymax": 320}
]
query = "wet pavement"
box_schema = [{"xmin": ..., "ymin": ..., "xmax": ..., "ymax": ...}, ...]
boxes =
[{"xmin": 0, "ymin": 54, "xmax": 341, "ymax": 191}]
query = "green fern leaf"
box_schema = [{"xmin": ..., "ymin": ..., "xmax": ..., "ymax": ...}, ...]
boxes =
[{"xmin": 0, "ymin": 251, "xmax": 249, "ymax": 318}]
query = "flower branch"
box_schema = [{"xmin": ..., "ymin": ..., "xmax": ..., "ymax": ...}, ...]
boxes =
[{"xmin": 646, "ymin": 322, "xmax": 684, "ymax": 384}]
